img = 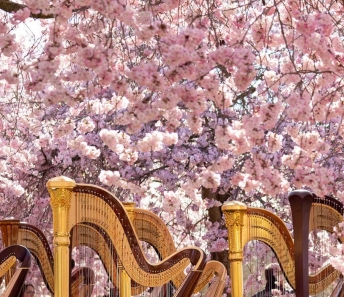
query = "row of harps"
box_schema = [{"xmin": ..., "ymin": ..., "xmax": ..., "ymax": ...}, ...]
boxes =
[
  {"xmin": 0, "ymin": 176, "xmax": 343, "ymax": 296},
  {"xmin": 0, "ymin": 176, "xmax": 226, "ymax": 297}
]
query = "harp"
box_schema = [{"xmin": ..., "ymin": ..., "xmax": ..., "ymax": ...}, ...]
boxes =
[
  {"xmin": 0, "ymin": 220, "xmax": 96, "ymax": 296},
  {"xmin": 0, "ymin": 220, "xmax": 54, "ymax": 292},
  {"xmin": 70, "ymin": 267, "xmax": 95, "ymax": 297},
  {"xmin": 331, "ymin": 277, "xmax": 344, "ymax": 297},
  {"xmin": 0, "ymin": 245, "xmax": 31, "ymax": 297},
  {"xmin": 73, "ymin": 205, "xmax": 226, "ymax": 296},
  {"xmin": 45, "ymin": 176, "xmax": 226, "ymax": 297},
  {"xmin": 132, "ymin": 207, "xmax": 226, "ymax": 296},
  {"xmin": 222, "ymin": 190, "xmax": 344, "ymax": 297},
  {"xmin": 289, "ymin": 191, "xmax": 343, "ymax": 296}
]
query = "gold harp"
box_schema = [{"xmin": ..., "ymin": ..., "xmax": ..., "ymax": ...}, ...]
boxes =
[
  {"xmin": 222, "ymin": 190, "xmax": 344, "ymax": 297},
  {"xmin": 74, "ymin": 206, "xmax": 226, "ymax": 296},
  {"xmin": 46, "ymin": 176, "xmax": 224, "ymax": 297},
  {"xmin": 0, "ymin": 220, "xmax": 96, "ymax": 296}
]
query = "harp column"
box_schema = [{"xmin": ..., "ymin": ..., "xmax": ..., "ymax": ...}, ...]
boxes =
[
  {"xmin": 47, "ymin": 176, "xmax": 76, "ymax": 297},
  {"xmin": 288, "ymin": 190, "xmax": 313, "ymax": 297},
  {"xmin": 119, "ymin": 202, "xmax": 136, "ymax": 297},
  {"xmin": 222, "ymin": 202, "xmax": 247, "ymax": 297}
]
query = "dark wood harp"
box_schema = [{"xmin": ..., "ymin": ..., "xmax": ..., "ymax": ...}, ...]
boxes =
[
  {"xmin": 0, "ymin": 245, "xmax": 31, "ymax": 297},
  {"xmin": 222, "ymin": 190, "xmax": 344, "ymax": 297},
  {"xmin": 46, "ymin": 176, "xmax": 226, "ymax": 297},
  {"xmin": 289, "ymin": 190, "xmax": 344, "ymax": 297}
]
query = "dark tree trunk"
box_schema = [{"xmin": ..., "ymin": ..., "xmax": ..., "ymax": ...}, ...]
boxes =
[{"xmin": 202, "ymin": 187, "xmax": 231, "ymax": 296}]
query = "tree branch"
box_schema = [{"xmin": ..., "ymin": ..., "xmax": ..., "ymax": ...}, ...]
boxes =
[{"xmin": 0, "ymin": 0, "xmax": 89, "ymax": 19}]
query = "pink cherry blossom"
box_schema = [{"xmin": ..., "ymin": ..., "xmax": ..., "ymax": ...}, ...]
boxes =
[{"xmin": 1, "ymin": 0, "xmax": 344, "ymax": 294}]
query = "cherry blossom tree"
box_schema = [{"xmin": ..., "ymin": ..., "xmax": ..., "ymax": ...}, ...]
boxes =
[{"xmin": 1, "ymin": 0, "xmax": 344, "ymax": 295}]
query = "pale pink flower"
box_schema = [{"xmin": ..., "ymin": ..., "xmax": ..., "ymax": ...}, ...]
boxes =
[
  {"xmin": 12, "ymin": 8, "xmax": 31, "ymax": 22},
  {"xmin": 99, "ymin": 170, "xmax": 120, "ymax": 186},
  {"xmin": 200, "ymin": 169, "xmax": 221, "ymax": 189},
  {"xmin": 209, "ymin": 238, "xmax": 228, "ymax": 252},
  {"xmin": 77, "ymin": 117, "xmax": 96, "ymax": 134},
  {"xmin": 12, "ymin": 183, "xmax": 25, "ymax": 197}
]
